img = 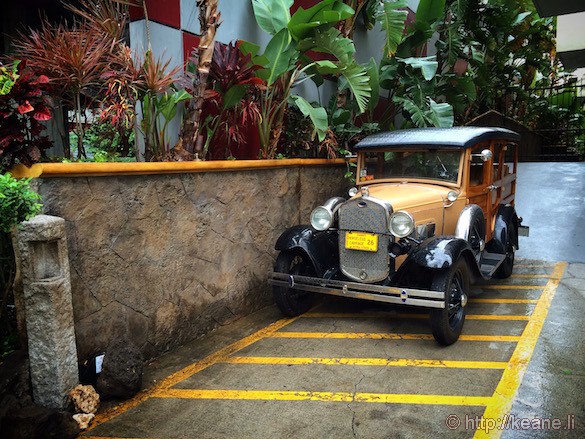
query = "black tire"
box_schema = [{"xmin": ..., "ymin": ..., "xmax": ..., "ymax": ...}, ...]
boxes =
[
  {"xmin": 273, "ymin": 251, "xmax": 315, "ymax": 316},
  {"xmin": 493, "ymin": 225, "xmax": 516, "ymax": 279},
  {"xmin": 429, "ymin": 258, "xmax": 469, "ymax": 346}
]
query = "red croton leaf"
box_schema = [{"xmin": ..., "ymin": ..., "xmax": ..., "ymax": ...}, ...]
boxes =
[
  {"xmin": 17, "ymin": 101, "xmax": 34, "ymax": 114},
  {"xmin": 33, "ymin": 105, "xmax": 52, "ymax": 121}
]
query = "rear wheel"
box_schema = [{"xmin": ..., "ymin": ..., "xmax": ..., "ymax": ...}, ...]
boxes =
[
  {"xmin": 273, "ymin": 251, "xmax": 315, "ymax": 316},
  {"xmin": 429, "ymin": 258, "xmax": 469, "ymax": 346},
  {"xmin": 493, "ymin": 226, "xmax": 516, "ymax": 279}
]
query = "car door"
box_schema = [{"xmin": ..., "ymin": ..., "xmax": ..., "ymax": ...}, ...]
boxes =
[{"xmin": 466, "ymin": 141, "xmax": 498, "ymax": 242}]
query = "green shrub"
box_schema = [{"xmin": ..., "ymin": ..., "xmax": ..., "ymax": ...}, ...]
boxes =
[{"xmin": 0, "ymin": 173, "xmax": 42, "ymax": 233}]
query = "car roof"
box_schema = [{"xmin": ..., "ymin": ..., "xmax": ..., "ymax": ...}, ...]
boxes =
[{"xmin": 354, "ymin": 127, "xmax": 520, "ymax": 150}]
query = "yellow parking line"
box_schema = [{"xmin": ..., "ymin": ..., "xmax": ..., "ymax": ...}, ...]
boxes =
[
  {"xmin": 88, "ymin": 316, "xmax": 300, "ymax": 431},
  {"xmin": 304, "ymin": 312, "xmax": 530, "ymax": 320},
  {"xmin": 224, "ymin": 356, "xmax": 508, "ymax": 369},
  {"xmin": 466, "ymin": 315, "xmax": 530, "ymax": 321},
  {"xmin": 474, "ymin": 261, "xmax": 567, "ymax": 439},
  {"xmin": 153, "ymin": 388, "xmax": 492, "ymax": 406},
  {"xmin": 469, "ymin": 298, "xmax": 537, "ymax": 304},
  {"xmin": 305, "ymin": 312, "xmax": 424, "ymax": 319},
  {"xmin": 270, "ymin": 332, "xmax": 520, "ymax": 342},
  {"xmin": 515, "ymin": 264, "xmax": 554, "ymax": 268},
  {"xmin": 511, "ymin": 274, "xmax": 550, "ymax": 279},
  {"xmin": 271, "ymin": 331, "xmax": 434, "ymax": 340}
]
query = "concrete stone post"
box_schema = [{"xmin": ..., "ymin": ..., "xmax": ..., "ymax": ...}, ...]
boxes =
[{"xmin": 15, "ymin": 215, "xmax": 79, "ymax": 409}]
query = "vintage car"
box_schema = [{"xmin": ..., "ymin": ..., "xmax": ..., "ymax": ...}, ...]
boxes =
[{"xmin": 269, "ymin": 126, "xmax": 529, "ymax": 345}]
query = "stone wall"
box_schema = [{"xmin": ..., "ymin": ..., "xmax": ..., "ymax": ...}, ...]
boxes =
[{"xmin": 32, "ymin": 164, "xmax": 347, "ymax": 360}]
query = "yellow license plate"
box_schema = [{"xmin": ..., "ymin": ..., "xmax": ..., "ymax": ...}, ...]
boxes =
[{"xmin": 345, "ymin": 231, "xmax": 378, "ymax": 252}]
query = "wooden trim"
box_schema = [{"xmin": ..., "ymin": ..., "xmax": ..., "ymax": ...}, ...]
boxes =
[{"xmin": 9, "ymin": 159, "xmax": 349, "ymax": 179}]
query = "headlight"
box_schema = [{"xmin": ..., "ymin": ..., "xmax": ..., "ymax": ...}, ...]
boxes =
[
  {"xmin": 311, "ymin": 206, "xmax": 333, "ymax": 231},
  {"xmin": 310, "ymin": 197, "xmax": 345, "ymax": 231},
  {"xmin": 389, "ymin": 211, "xmax": 415, "ymax": 238}
]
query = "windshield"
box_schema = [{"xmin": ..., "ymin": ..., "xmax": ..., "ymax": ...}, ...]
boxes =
[{"xmin": 358, "ymin": 150, "xmax": 462, "ymax": 184}]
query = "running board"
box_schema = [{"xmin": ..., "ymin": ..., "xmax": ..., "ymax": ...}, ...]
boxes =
[{"xmin": 479, "ymin": 252, "xmax": 506, "ymax": 277}]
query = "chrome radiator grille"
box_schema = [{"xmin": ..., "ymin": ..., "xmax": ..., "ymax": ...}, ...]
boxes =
[{"xmin": 338, "ymin": 198, "xmax": 390, "ymax": 283}]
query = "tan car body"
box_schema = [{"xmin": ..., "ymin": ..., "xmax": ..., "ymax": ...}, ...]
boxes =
[{"xmin": 355, "ymin": 139, "xmax": 519, "ymax": 264}]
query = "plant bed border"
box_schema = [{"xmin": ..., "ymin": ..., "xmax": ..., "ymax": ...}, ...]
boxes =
[{"xmin": 9, "ymin": 159, "xmax": 349, "ymax": 179}]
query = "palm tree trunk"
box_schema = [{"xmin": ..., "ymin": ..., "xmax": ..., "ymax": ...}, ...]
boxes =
[{"xmin": 180, "ymin": 0, "xmax": 220, "ymax": 156}]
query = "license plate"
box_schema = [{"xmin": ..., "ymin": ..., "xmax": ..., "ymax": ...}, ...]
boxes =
[{"xmin": 345, "ymin": 231, "xmax": 378, "ymax": 252}]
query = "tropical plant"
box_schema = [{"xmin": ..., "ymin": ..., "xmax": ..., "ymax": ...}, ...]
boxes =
[
  {"xmin": 196, "ymin": 41, "xmax": 263, "ymax": 159},
  {"xmin": 0, "ymin": 62, "xmax": 53, "ymax": 171},
  {"xmin": 350, "ymin": 0, "xmax": 454, "ymax": 130},
  {"xmin": 0, "ymin": 173, "xmax": 42, "ymax": 359},
  {"xmin": 180, "ymin": 0, "xmax": 221, "ymax": 157},
  {"xmin": 0, "ymin": 173, "xmax": 42, "ymax": 233},
  {"xmin": 251, "ymin": 0, "xmax": 372, "ymax": 158},
  {"xmin": 69, "ymin": 119, "xmax": 135, "ymax": 161},
  {"xmin": 434, "ymin": 0, "xmax": 556, "ymax": 124},
  {"xmin": 13, "ymin": 17, "xmax": 117, "ymax": 159},
  {"xmin": 0, "ymin": 61, "xmax": 20, "ymax": 96},
  {"xmin": 138, "ymin": 52, "xmax": 190, "ymax": 161}
]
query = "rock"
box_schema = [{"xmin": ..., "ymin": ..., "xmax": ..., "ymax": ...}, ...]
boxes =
[
  {"xmin": 0, "ymin": 350, "xmax": 33, "ymax": 426},
  {"xmin": 0, "ymin": 405, "xmax": 79, "ymax": 439},
  {"xmin": 72, "ymin": 413, "xmax": 95, "ymax": 430},
  {"xmin": 96, "ymin": 338, "xmax": 143, "ymax": 399},
  {"xmin": 68, "ymin": 384, "xmax": 99, "ymax": 414},
  {"xmin": 43, "ymin": 410, "xmax": 80, "ymax": 438}
]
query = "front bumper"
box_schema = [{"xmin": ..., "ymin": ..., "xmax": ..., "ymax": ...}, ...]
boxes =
[{"xmin": 269, "ymin": 272, "xmax": 445, "ymax": 309}]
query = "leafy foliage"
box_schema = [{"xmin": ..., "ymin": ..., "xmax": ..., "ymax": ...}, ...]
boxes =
[
  {"xmin": 0, "ymin": 63, "xmax": 54, "ymax": 171},
  {"xmin": 433, "ymin": 0, "xmax": 558, "ymax": 125},
  {"xmin": 13, "ymin": 15, "xmax": 117, "ymax": 159},
  {"xmin": 197, "ymin": 41, "xmax": 264, "ymax": 159},
  {"xmin": 251, "ymin": 0, "xmax": 372, "ymax": 158},
  {"xmin": 0, "ymin": 61, "xmax": 20, "ymax": 96},
  {"xmin": 0, "ymin": 173, "xmax": 42, "ymax": 233},
  {"xmin": 378, "ymin": 0, "xmax": 408, "ymax": 57}
]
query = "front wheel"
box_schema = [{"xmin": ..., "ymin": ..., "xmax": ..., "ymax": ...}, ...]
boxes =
[
  {"xmin": 273, "ymin": 251, "xmax": 315, "ymax": 316},
  {"xmin": 429, "ymin": 258, "xmax": 469, "ymax": 346}
]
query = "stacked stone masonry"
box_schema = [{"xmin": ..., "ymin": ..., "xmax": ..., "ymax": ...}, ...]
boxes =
[{"xmin": 32, "ymin": 165, "xmax": 347, "ymax": 361}]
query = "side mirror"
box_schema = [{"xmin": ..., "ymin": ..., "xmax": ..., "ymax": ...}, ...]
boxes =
[
  {"xmin": 480, "ymin": 149, "xmax": 493, "ymax": 162},
  {"xmin": 471, "ymin": 149, "xmax": 493, "ymax": 162}
]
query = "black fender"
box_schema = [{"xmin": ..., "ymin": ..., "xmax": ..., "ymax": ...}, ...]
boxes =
[
  {"xmin": 275, "ymin": 225, "xmax": 339, "ymax": 278},
  {"xmin": 397, "ymin": 236, "xmax": 483, "ymax": 281},
  {"xmin": 486, "ymin": 204, "xmax": 519, "ymax": 254}
]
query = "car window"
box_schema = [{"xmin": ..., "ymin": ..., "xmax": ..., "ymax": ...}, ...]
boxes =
[{"xmin": 359, "ymin": 150, "xmax": 461, "ymax": 183}]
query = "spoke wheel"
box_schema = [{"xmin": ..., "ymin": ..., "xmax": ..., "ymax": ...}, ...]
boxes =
[
  {"xmin": 273, "ymin": 251, "xmax": 315, "ymax": 316},
  {"xmin": 468, "ymin": 221, "xmax": 484, "ymax": 260},
  {"xmin": 494, "ymin": 225, "xmax": 516, "ymax": 279},
  {"xmin": 429, "ymin": 258, "xmax": 469, "ymax": 345}
]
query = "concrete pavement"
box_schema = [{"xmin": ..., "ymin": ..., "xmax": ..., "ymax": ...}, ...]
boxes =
[
  {"xmin": 81, "ymin": 260, "xmax": 582, "ymax": 438},
  {"xmin": 515, "ymin": 162, "xmax": 585, "ymax": 263}
]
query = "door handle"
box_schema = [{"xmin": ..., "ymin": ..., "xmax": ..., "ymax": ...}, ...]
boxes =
[{"xmin": 487, "ymin": 184, "xmax": 499, "ymax": 192}]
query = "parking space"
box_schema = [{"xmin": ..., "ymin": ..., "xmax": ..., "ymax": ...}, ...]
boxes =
[{"xmin": 84, "ymin": 260, "xmax": 567, "ymax": 438}]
